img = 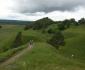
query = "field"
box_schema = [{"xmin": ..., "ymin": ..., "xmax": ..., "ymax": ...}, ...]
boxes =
[
  {"xmin": 0, "ymin": 25, "xmax": 24, "ymax": 62},
  {"xmin": 0, "ymin": 24, "xmax": 85, "ymax": 70}
]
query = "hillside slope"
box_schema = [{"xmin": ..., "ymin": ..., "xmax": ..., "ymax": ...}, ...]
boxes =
[{"xmin": 1, "ymin": 25, "xmax": 85, "ymax": 70}]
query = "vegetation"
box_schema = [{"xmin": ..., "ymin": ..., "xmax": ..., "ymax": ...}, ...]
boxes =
[
  {"xmin": 0, "ymin": 17, "xmax": 85, "ymax": 70},
  {"xmin": 12, "ymin": 32, "xmax": 22, "ymax": 48},
  {"xmin": 33, "ymin": 17, "xmax": 54, "ymax": 30},
  {"xmin": 0, "ymin": 26, "xmax": 2, "ymax": 29},
  {"xmin": 0, "ymin": 25, "xmax": 24, "ymax": 63},
  {"xmin": 24, "ymin": 23, "xmax": 33, "ymax": 30},
  {"xmin": 48, "ymin": 31, "xmax": 65, "ymax": 49},
  {"xmin": 78, "ymin": 18, "xmax": 85, "ymax": 24}
]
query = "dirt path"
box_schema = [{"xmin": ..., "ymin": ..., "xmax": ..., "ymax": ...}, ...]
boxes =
[{"xmin": 0, "ymin": 44, "xmax": 33, "ymax": 67}]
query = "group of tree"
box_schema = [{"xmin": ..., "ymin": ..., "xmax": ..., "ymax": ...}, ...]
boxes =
[
  {"xmin": 24, "ymin": 17, "xmax": 85, "ymax": 31},
  {"xmin": 24, "ymin": 18, "xmax": 53, "ymax": 32},
  {"xmin": 31, "ymin": 17, "xmax": 54, "ymax": 30},
  {"xmin": 57, "ymin": 18, "xmax": 79, "ymax": 31},
  {"xmin": 57, "ymin": 18, "xmax": 85, "ymax": 31}
]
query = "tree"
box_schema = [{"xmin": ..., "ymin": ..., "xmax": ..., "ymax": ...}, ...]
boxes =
[
  {"xmin": 78, "ymin": 18, "xmax": 85, "ymax": 24},
  {"xmin": 58, "ymin": 19, "xmax": 71, "ymax": 31},
  {"xmin": 12, "ymin": 32, "xmax": 22, "ymax": 48},
  {"xmin": 0, "ymin": 25, "xmax": 2, "ymax": 29},
  {"xmin": 48, "ymin": 28, "xmax": 54, "ymax": 34},
  {"xmin": 48, "ymin": 31, "xmax": 65, "ymax": 49},
  {"xmin": 33, "ymin": 17, "xmax": 54, "ymax": 30},
  {"xmin": 63, "ymin": 19, "xmax": 71, "ymax": 28},
  {"xmin": 24, "ymin": 24, "xmax": 33, "ymax": 30},
  {"xmin": 58, "ymin": 23, "xmax": 66, "ymax": 31},
  {"xmin": 70, "ymin": 18, "xmax": 78, "ymax": 26}
]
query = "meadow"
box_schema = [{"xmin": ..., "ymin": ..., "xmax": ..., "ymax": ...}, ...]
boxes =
[
  {"xmin": 0, "ymin": 25, "xmax": 25, "ymax": 62},
  {"xmin": 0, "ymin": 18, "xmax": 85, "ymax": 70},
  {"xmin": 0, "ymin": 23, "xmax": 85, "ymax": 70}
]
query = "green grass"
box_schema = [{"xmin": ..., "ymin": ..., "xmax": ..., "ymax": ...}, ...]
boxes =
[
  {"xmin": 58, "ymin": 25, "xmax": 85, "ymax": 63},
  {"xmin": 0, "ymin": 25, "xmax": 24, "ymax": 52},
  {"xmin": 0, "ymin": 25, "xmax": 24, "ymax": 62},
  {"xmin": 2, "ymin": 43, "xmax": 85, "ymax": 70},
  {"xmin": 22, "ymin": 29, "xmax": 51, "ymax": 43},
  {"xmin": 0, "ymin": 25, "xmax": 85, "ymax": 70}
]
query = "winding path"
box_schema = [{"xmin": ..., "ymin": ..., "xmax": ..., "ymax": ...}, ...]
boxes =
[{"xmin": 0, "ymin": 44, "xmax": 33, "ymax": 67}]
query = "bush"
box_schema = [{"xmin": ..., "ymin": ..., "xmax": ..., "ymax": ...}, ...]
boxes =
[
  {"xmin": 78, "ymin": 18, "xmax": 85, "ymax": 24},
  {"xmin": 12, "ymin": 32, "xmax": 22, "ymax": 48},
  {"xmin": 48, "ymin": 31, "xmax": 65, "ymax": 49},
  {"xmin": 58, "ymin": 23, "xmax": 66, "ymax": 31},
  {"xmin": 48, "ymin": 29, "xmax": 54, "ymax": 34},
  {"xmin": 47, "ymin": 28, "xmax": 57, "ymax": 34},
  {"xmin": 0, "ymin": 25, "xmax": 2, "ymax": 29},
  {"xmin": 24, "ymin": 24, "xmax": 33, "ymax": 30}
]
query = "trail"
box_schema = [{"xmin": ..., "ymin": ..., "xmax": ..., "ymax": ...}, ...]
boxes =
[{"xmin": 0, "ymin": 44, "xmax": 33, "ymax": 67}]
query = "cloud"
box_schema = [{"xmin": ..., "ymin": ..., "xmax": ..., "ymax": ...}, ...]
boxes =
[
  {"xmin": 5, "ymin": 6, "xmax": 85, "ymax": 21},
  {"xmin": 13, "ymin": 0, "xmax": 85, "ymax": 13},
  {"xmin": 0, "ymin": 0, "xmax": 85, "ymax": 21},
  {"xmin": 46, "ymin": 6, "xmax": 85, "ymax": 21}
]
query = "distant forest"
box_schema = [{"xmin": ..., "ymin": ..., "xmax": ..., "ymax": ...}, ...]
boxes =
[{"xmin": 0, "ymin": 19, "xmax": 32, "ymax": 25}]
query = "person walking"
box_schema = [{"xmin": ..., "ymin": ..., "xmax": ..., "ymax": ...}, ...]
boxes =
[{"xmin": 29, "ymin": 40, "xmax": 33, "ymax": 48}]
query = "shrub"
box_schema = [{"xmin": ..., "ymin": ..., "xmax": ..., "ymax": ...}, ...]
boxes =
[
  {"xmin": 0, "ymin": 25, "xmax": 2, "ymax": 29},
  {"xmin": 58, "ymin": 23, "xmax": 66, "ymax": 31},
  {"xmin": 33, "ymin": 17, "xmax": 54, "ymax": 30},
  {"xmin": 78, "ymin": 18, "xmax": 85, "ymax": 24},
  {"xmin": 12, "ymin": 32, "xmax": 22, "ymax": 48},
  {"xmin": 47, "ymin": 28, "xmax": 57, "ymax": 34},
  {"xmin": 24, "ymin": 24, "xmax": 33, "ymax": 30},
  {"xmin": 48, "ymin": 31, "xmax": 65, "ymax": 49}
]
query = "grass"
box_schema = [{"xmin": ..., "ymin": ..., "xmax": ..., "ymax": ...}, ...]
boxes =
[
  {"xmin": 58, "ymin": 25, "xmax": 85, "ymax": 63},
  {"xmin": 0, "ymin": 25, "xmax": 85, "ymax": 70},
  {"xmin": 0, "ymin": 25, "xmax": 24, "ymax": 62},
  {"xmin": 1, "ymin": 43, "xmax": 85, "ymax": 70},
  {"xmin": 0, "ymin": 25, "xmax": 23, "ymax": 52}
]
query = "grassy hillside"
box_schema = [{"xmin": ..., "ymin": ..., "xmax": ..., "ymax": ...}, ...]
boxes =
[
  {"xmin": 0, "ymin": 25, "xmax": 24, "ymax": 62},
  {"xmin": 59, "ymin": 25, "xmax": 85, "ymax": 63},
  {"xmin": 1, "ymin": 25, "xmax": 85, "ymax": 70},
  {"xmin": 1, "ymin": 43, "xmax": 85, "ymax": 70},
  {"xmin": 0, "ymin": 25, "xmax": 24, "ymax": 50}
]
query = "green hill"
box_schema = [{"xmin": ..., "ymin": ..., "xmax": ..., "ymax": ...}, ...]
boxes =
[{"xmin": 1, "ymin": 25, "xmax": 85, "ymax": 70}]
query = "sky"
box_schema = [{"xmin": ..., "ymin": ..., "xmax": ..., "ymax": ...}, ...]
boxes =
[{"xmin": 0, "ymin": 0, "xmax": 85, "ymax": 21}]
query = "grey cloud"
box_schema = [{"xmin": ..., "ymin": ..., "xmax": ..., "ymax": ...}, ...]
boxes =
[{"xmin": 13, "ymin": 0, "xmax": 85, "ymax": 13}]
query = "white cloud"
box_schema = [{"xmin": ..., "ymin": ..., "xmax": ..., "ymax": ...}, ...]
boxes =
[
  {"xmin": 1, "ymin": 6, "xmax": 85, "ymax": 21},
  {"xmin": 11, "ymin": 0, "xmax": 85, "ymax": 12},
  {"xmin": 46, "ymin": 6, "xmax": 85, "ymax": 21},
  {"xmin": 0, "ymin": 0, "xmax": 85, "ymax": 21},
  {"xmin": 0, "ymin": 0, "xmax": 15, "ymax": 18}
]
